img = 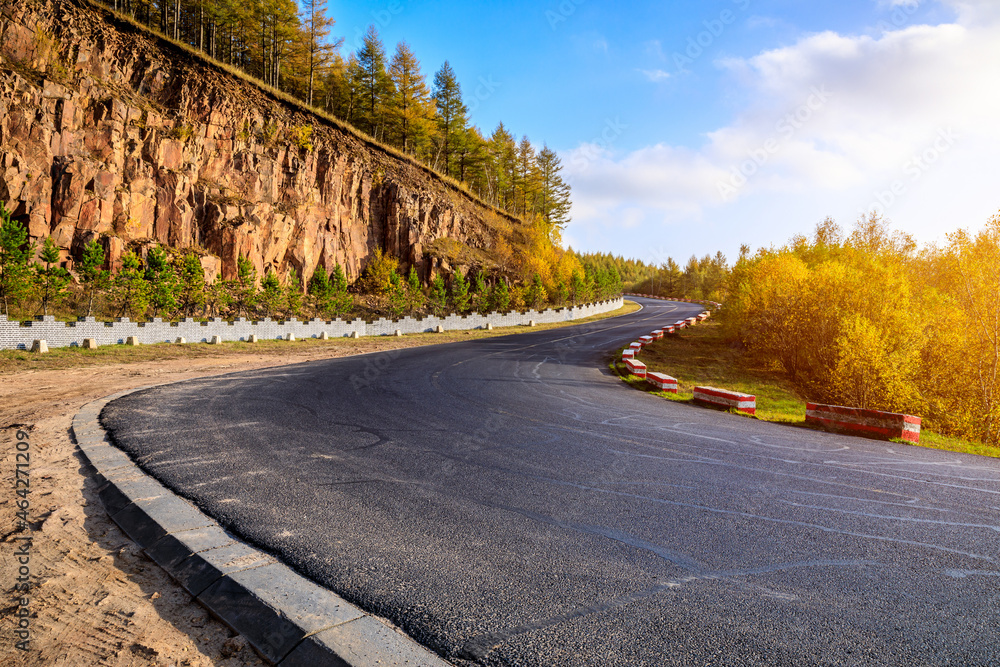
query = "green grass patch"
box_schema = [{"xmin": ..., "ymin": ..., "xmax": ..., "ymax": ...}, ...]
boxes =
[{"xmin": 610, "ymin": 320, "xmax": 1000, "ymax": 459}]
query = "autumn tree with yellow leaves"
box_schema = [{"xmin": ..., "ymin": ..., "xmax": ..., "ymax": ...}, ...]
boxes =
[{"xmin": 724, "ymin": 211, "xmax": 1000, "ymax": 446}]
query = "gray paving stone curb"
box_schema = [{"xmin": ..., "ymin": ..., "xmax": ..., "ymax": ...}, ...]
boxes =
[{"xmin": 73, "ymin": 387, "xmax": 453, "ymax": 667}]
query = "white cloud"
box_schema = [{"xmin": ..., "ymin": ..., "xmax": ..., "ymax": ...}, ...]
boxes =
[
  {"xmin": 564, "ymin": 1, "xmax": 1000, "ymax": 259},
  {"xmin": 639, "ymin": 68, "xmax": 671, "ymax": 82}
]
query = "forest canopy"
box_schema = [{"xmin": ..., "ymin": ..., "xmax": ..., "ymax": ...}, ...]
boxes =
[{"xmin": 95, "ymin": 0, "xmax": 573, "ymax": 229}]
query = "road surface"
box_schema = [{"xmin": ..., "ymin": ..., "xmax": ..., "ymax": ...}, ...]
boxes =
[{"xmin": 102, "ymin": 299, "xmax": 1000, "ymax": 666}]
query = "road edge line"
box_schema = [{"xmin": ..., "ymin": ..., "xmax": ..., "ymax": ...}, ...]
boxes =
[{"xmin": 72, "ymin": 387, "xmax": 454, "ymax": 667}]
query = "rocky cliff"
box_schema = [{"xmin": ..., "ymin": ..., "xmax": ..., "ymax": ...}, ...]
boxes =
[{"xmin": 0, "ymin": 0, "xmax": 507, "ymax": 283}]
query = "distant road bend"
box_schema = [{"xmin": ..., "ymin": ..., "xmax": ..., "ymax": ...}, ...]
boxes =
[{"xmin": 103, "ymin": 298, "xmax": 1000, "ymax": 666}]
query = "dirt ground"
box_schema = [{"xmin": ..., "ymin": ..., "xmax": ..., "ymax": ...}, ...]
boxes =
[{"xmin": 0, "ymin": 335, "xmax": 484, "ymax": 667}]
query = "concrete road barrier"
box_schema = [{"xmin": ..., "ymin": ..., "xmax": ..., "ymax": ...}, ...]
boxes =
[
  {"xmin": 652, "ymin": 330, "xmax": 664, "ymax": 340},
  {"xmin": 629, "ymin": 342, "xmax": 643, "ymax": 351},
  {"xmin": 647, "ymin": 372, "xmax": 678, "ymax": 393},
  {"xmin": 625, "ymin": 358, "xmax": 648, "ymax": 378},
  {"xmin": 639, "ymin": 335, "xmax": 654, "ymax": 347},
  {"xmin": 806, "ymin": 403, "xmax": 921, "ymax": 444},
  {"xmin": 622, "ymin": 349, "xmax": 636, "ymax": 360},
  {"xmin": 693, "ymin": 386, "xmax": 756, "ymax": 415}
]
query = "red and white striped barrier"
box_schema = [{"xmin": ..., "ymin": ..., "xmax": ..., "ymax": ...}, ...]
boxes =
[
  {"xmin": 639, "ymin": 335, "xmax": 654, "ymax": 347},
  {"xmin": 622, "ymin": 349, "xmax": 636, "ymax": 360},
  {"xmin": 625, "ymin": 358, "xmax": 648, "ymax": 378},
  {"xmin": 686, "ymin": 317, "xmax": 698, "ymax": 326},
  {"xmin": 647, "ymin": 372, "xmax": 678, "ymax": 393},
  {"xmin": 664, "ymin": 325, "xmax": 675, "ymax": 334},
  {"xmin": 805, "ymin": 403, "xmax": 921, "ymax": 444},
  {"xmin": 674, "ymin": 321, "xmax": 687, "ymax": 330},
  {"xmin": 629, "ymin": 342, "xmax": 643, "ymax": 351},
  {"xmin": 697, "ymin": 312, "xmax": 709, "ymax": 322},
  {"xmin": 652, "ymin": 330, "xmax": 664, "ymax": 340},
  {"xmin": 693, "ymin": 386, "xmax": 756, "ymax": 415}
]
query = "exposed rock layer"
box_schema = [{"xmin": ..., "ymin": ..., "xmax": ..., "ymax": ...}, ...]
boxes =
[{"xmin": 0, "ymin": 0, "xmax": 503, "ymax": 282}]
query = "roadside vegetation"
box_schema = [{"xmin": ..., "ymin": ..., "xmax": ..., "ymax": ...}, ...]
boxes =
[
  {"xmin": 610, "ymin": 320, "xmax": 1000, "ymax": 460},
  {"xmin": 723, "ymin": 212, "xmax": 1000, "ymax": 448},
  {"xmin": 0, "ymin": 201, "xmax": 623, "ymax": 325}
]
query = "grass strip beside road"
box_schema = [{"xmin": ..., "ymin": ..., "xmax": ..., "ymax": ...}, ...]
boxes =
[
  {"xmin": 611, "ymin": 319, "xmax": 1000, "ymax": 460},
  {"xmin": 0, "ymin": 301, "xmax": 641, "ymax": 374}
]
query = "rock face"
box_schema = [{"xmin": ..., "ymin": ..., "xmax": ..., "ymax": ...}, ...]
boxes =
[{"xmin": 0, "ymin": 0, "xmax": 504, "ymax": 283}]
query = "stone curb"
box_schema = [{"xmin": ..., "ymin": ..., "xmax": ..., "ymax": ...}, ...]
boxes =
[{"xmin": 72, "ymin": 387, "xmax": 453, "ymax": 667}]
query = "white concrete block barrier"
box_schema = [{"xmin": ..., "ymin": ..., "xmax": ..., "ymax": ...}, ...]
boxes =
[
  {"xmin": 693, "ymin": 386, "xmax": 756, "ymax": 415},
  {"xmin": 621, "ymin": 349, "xmax": 636, "ymax": 360},
  {"xmin": 638, "ymin": 335, "xmax": 655, "ymax": 347},
  {"xmin": 647, "ymin": 372, "xmax": 678, "ymax": 393},
  {"xmin": 0, "ymin": 299, "xmax": 623, "ymax": 350},
  {"xmin": 805, "ymin": 403, "xmax": 921, "ymax": 444},
  {"xmin": 625, "ymin": 358, "xmax": 648, "ymax": 378}
]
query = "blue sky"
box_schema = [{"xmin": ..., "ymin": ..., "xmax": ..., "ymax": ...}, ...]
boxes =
[{"xmin": 327, "ymin": 0, "xmax": 1000, "ymax": 265}]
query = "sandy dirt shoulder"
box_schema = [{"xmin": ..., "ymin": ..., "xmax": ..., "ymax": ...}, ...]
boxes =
[{"xmin": 0, "ymin": 334, "xmax": 489, "ymax": 667}]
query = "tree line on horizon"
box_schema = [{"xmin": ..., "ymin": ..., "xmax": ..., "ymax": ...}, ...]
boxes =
[{"xmin": 94, "ymin": 0, "xmax": 572, "ymax": 229}]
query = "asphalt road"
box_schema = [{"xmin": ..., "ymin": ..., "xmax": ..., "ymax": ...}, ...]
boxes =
[{"xmin": 102, "ymin": 299, "xmax": 1000, "ymax": 666}]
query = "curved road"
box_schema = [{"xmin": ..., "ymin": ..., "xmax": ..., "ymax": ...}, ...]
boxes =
[{"xmin": 102, "ymin": 299, "xmax": 1000, "ymax": 666}]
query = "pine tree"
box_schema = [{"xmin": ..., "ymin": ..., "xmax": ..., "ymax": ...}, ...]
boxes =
[
  {"xmin": 259, "ymin": 269, "xmax": 282, "ymax": 317},
  {"xmin": 355, "ymin": 25, "xmax": 393, "ymax": 140},
  {"xmin": 471, "ymin": 269, "xmax": 488, "ymax": 313},
  {"xmin": 388, "ymin": 41, "xmax": 433, "ymax": 155},
  {"xmin": 488, "ymin": 279, "xmax": 510, "ymax": 312},
  {"xmin": 536, "ymin": 145, "xmax": 572, "ymax": 231},
  {"xmin": 450, "ymin": 269, "xmax": 470, "ymax": 313},
  {"xmin": 527, "ymin": 273, "xmax": 547, "ymax": 309},
  {"xmin": 515, "ymin": 136, "xmax": 540, "ymax": 216},
  {"xmin": 177, "ymin": 252, "xmax": 206, "ymax": 317},
  {"xmin": 232, "ymin": 254, "xmax": 258, "ymax": 317},
  {"xmin": 308, "ymin": 265, "xmax": 333, "ymax": 315},
  {"xmin": 112, "ymin": 251, "xmax": 151, "ymax": 319},
  {"xmin": 205, "ymin": 279, "xmax": 232, "ymax": 318},
  {"xmin": 284, "ymin": 267, "xmax": 303, "ymax": 317},
  {"xmin": 145, "ymin": 245, "xmax": 180, "ymax": 317},
  {"xmin": 0, "ymin": 202, "xmax": 33, "ymax": 317},
  {"xmin": 299, "ymin": 0, "xmax": 341, "ymax": 106},
  {"xmin": 432, "ymin": 61, "xmax": 467, "ymax": 178},
  {"xmin": 34, "ymin": 238, "xmax": 71, "ymax": 317},
  {"xmin": 78, "ymin": 239, "xmax": 108, "ymax": 318},
  {"xmin": 329, "ymin": 262, "xmax": 353, "ymax": 316},
  {"xmin": 487, "ymin": 124, "xmax": 518, "ymax": 210},
  {"xmin": 570, "ymin": 270, "xmax": 585, "ymax": 305},
  {"xmin": 430, "ymin": 274, "xmax": 447, "ymax": 316}
]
